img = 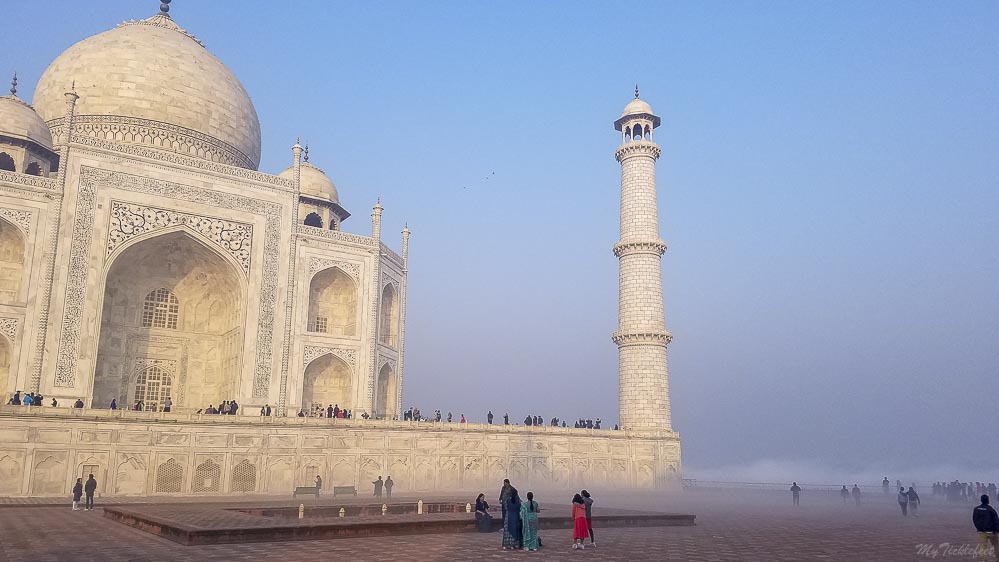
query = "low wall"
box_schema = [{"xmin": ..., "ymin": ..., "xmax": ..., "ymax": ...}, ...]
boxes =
[{"xmin": 0, "ymin": 407, "xmax": 681, "ymax": 497}]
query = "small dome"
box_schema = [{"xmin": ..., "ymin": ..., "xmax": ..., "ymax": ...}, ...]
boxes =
[
  {"xmin": 0, "ymin": 95, "xmax": 53, "ymax": 150},
  {"xmin": 620, "ymin": 97, "xmax": 654, "ymax": 119},
  {"xmin": 279, "ymin": 161, "xmax": 339, "ymax": 203},
  {"xmin": 32, "ymin": 13, "xmax": 261, "ymax": 169}
]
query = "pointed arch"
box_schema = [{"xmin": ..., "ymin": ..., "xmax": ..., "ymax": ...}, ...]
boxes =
[
  {"xmin": 303, "ymin": 212, "xmax": 323, "ymax": 228},
  {"xmin": 0, "ymin": 217, "xmax": 25, "ymax": 305},
  {"xmin": 308, "ymin": 267, "xmax": 357, "ymax": 336},
  {"xmin": 302, "ymin": 353, "xmax": 352, "ymax": 411},
  {"xmin": 94, "ymin": 230, "xmax": 245, "ymax": 410},
  {"xmin": 379, "ymin": 283, "xmax": 399, "ymax": 347},
  {"xmin": 375, "ymin": 362, "xmax": 396, "ymax": 419},
  {"xmin": 0, "ymin": 153, "xmax": 14, "ymax": 172}
]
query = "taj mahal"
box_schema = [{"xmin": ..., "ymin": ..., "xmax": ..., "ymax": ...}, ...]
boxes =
[{"xmin": 0, "ymin": 2, "xmax": 680, "ymax": 497}]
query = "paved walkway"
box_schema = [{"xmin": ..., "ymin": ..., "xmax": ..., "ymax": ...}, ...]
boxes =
[{"xmin": 0, "ymin": 490, "xmax": 989, "ymax": 561}]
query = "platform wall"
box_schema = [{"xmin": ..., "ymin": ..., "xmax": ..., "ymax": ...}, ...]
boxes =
[{"xmin": 0, "ymin": 407, "xmax": 681, "ymax": 497}]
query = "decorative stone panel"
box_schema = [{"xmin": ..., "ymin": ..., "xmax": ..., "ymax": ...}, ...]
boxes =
[{"xmin": 303, "ymin": 345, "xmax": 357, "ymax": 370}]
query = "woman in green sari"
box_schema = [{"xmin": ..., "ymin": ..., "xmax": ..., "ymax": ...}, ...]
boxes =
[{"xmin": 521, "ymin": 491, "xmax": 540, "ymax": 551}]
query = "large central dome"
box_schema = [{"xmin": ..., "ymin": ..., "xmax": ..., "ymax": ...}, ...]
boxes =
[{"xmin": 32, "ymin": 12, "xmax": 261, "ymax": 169}]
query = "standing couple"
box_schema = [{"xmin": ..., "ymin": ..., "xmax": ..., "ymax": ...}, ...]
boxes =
[{"xmin": 497, "ymin": 479, "xmax": 542, "ymax": 551}]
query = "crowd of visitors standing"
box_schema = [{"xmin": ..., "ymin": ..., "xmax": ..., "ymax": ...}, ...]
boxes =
[{"xmin": 475, "ymin": 479, "xmax": 596, "ymax": 551}]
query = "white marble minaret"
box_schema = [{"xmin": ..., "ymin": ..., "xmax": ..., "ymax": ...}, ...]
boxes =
[{"xmin": 613, "ymin": 88, "xmax": 673, "ymax": 431}]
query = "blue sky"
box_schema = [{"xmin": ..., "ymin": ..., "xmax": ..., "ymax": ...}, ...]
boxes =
[{"xmin": 4, "ymin": 1, "xmax": 998, "ymax": 479}]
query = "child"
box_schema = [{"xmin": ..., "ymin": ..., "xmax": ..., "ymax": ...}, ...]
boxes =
[
  {"xmin": 571, "ymin": 493, "xmax": 588, "ymax": 549},
  {"xmin": 71, "ymin": 478, "xmax": 83, "ymax": 511}
]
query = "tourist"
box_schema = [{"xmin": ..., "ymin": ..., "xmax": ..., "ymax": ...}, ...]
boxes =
[
  {"xmin": 71, "ymin": 477, "xmax": 83, "ymax": 511},
  {"xmin": 260, "ymin": 405, "xmax": 266, "ymax": 416},
  {"xmin": 594, "ymin": 418, "xmax": 601, "ymax": 429},
  {"xmin": 297, "ymin": 410, "xmax": 305, "ymax": 417},
  {"xmin": 974, "ymin": 494, "xmax": 999, "ymax": 558},
  {"xmin": 163, "ymin": 397, "xmax": 172, "ymax": 412},
  {"xmin": 790, "ymin": 482, "xmax": 801, "ymax": 506},
  {"xmin": 109, "ymin": 398, "xmax": 116, "ymax": 410},
  {"xmin": 898, "ymin": 487, "xmax": 909, "ymax": 516},
  {"xmin": 475, "ymin": 493, "xmax": 492, "ymax": 532},
  {"xmin": 499, "ymin": 479, "xmax": 512, "ymax": 520},
  {"xmin": 907, "ymin": 486, "xmax": 920, "ymax": 517},
  {"xmin": 265, "ymin": 404, "xmax": 272, "ymax": 416},
  {"xmin": 524, "ymin": 415, "xmax": 532, "ymax": 426},
  {"xmin": 229, "ymin": 400, "xmax": 239, "ymax": 415},
  {"xmin": 882, "ymin": 477, "xmax": 890, "ymax": 494},
  {"xmin": 504, "ymin": 413, "xmax": 509, "ymax": 425},
  {"xmin": 84, "ymin": 473, "xmax": 97, "ymax": 511},
  {"xmin": 989, "ymin": 483, "xmax": 997, "ymax": 500},
  {"xmin": 134, "ymin": 400, "xmax": 144, "ymax": 411},
  {"xmin": 581, "ymin": 489, "xmax": 595, "ymax": 547},
  {"xmin": 487, "ymin": 411, "xmax": 494, "ymax": 424},
  {"xmin": 841, "ymin": 485, "xmax": 849, "ymax": 503},
  {"xmin": 50, "ymin": 398, "xmax": 58, "ymax": 407},
  {"xmin": 447, "ymin": 412, "xmax": 453, "ymax": 423},
  {"xmin": 33, "ymin": 393, "xmax": 43, "ymax": 406},
  {"xmin": 521, "ymin": 491, "xmax": 540, "ymax": 551},
  {"xmin": 373, "ymin": 475, "xmax": 383, "ymax": 497},
  {"xmin": 22, "ymin": 393, "xmax": 32, "ymax": 406},
  {"xmin": 571, "ymin": 493, "xmax": 588, "ymax": 549},
  {"xmin": 385, "ymin": 476, "xmax": 394, "ymax": 498},
  {"xmin": 852, "ymin": 484, "xmax": 862, "ymax": 506},
  {"xmin": 501, "ymin": 487, "xmax": 523, "ymax": 550},
  {"xmin": 73, "ymin": 398, "xmax": 83, "ymax": 409},
  {"xmin": 334, "ymin": 404, "xmax": 341, "ymax": 418},
  {"xmin": 9, "ymin": 391, "xmax": 20, "ymax": 405},
  {"xmin": 314, "ymin": 474, "xmax": 322, "ymax": 496},
  {"xmin": 460, "ymin": 413, "xmax": 466, "ymax": 423},
  {"xmin": 327, "ymin": 404, "xmax": 333, "ymax": 418}
]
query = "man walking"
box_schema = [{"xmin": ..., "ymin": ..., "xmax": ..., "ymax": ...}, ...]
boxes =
[
  {"xmin": 487, "ymin": 411, "xmax": 494, "ymax": 424},
  {"xmin": 84, "ymin": 473, "xmax": 98, "ymax": 511},
  {"xmin": 852, "ymin": 484, "xmax": 862, "ymax": 506},
  {"xmin": 373, "ymin": 475, "xmax": 383, "ymax": 498},
  {"xmin": 790, "ymin": 482, "xmax": 801, "ymax": 506},
  {"xmin": 840, "ymin": 486, "xmax": 849, "ymax": 503},
  {"xmin": 974, "ymin": 494, "xmax": 999, "ymax": 560},
  {"xmin": 898, "ymin": 487, "xmax": 909, "ymax": 516},
  {"xmin": 315, "ymin": 475, "xmax": 322, "ymax": 496},
  {"xmin": 907, "ymin": 486, "xmax": 921, "ymax": 517},
  {"xmin": 882, "ymin": 476, "xmax": 890, "ymax": 495},
  {"xmin": 385, "ymin": 476, "xmax": 394, "ymax": 498}
]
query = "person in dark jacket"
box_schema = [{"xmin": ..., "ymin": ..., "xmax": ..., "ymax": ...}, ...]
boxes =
[
  {"xmin": 790, "ymin": 482, "xmax": 801, "ymax": 506},
  {"xmin": 83, "ymin": 474, "xmax": 97, "ymax": 511},
  {"xmin": 474, "ymin": 493, "xmax": 492, "ymax": 532},
  {"xmin": 71, "ymin": 478, "xmax": 83, "ymax": 511},
  {"xmin": 974, "ymin": 495, "xmax": 999, "ymax": 558},
  {"xmin": 499, "ymin": 479, "xmax": 512, "ymax": 519}
]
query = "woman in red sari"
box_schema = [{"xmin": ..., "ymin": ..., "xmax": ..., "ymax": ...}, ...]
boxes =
[{"xmin": 571, "ymin": 493, "xmax": 588, "ymax": 549}]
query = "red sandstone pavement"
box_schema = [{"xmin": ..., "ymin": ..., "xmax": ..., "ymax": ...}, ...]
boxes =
[{"xmin": 0, "ymin": 490, "xmax": 989, "ymax": 561}]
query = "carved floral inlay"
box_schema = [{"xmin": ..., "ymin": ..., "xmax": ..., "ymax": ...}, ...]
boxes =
[
  {"xmin": 303, "ymin": 345, "xmax": 357, "ymax": 370},
  {"xmin": 107, "ymin": 201, "xmax": 253, "ymax": 274}
]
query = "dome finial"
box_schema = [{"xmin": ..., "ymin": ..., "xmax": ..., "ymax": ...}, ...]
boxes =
[
  {"xmin": 303, "ymin": 144, "xmax": 310, "ymax": 162},
  {"xmin": 635, "ymin": 84, "xmax": 640, "ymax": 99},
  {"xmin": 9, "ymin": 72, "xmax": 16, "ymax": 96},
  {"xmin": 159, "ymin": 0, "xmax": 171, "ymax": 16}
]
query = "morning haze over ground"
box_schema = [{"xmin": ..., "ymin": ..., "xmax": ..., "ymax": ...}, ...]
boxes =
[{"xmin": 4, "ymin": 0, "xmax": 997, "ymax": 483}]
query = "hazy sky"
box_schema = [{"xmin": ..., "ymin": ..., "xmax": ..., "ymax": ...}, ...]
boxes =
[{"xmin": 4, "ymin": 1, "xmax": 997, "ymax": 479}]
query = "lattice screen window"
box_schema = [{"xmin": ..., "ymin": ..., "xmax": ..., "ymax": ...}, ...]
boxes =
[
  {"xmin": 134, "ymin": 366, "xmax": 172, "ymax": 411},
  {"xmin": 141, "ymin": 288, "xmax": 179, "ymax": 329},
  {"xmin": 193, "ymin": 459, "xmax": 221, "ymax": 493},
  {"xmin": 312, "ymin": 317, "xmax": 328, "ymax": 333},
  {"xmin": 155, "ymin": 459, "xmax": 184, "ymax": 493},
  {"xmin": 231, "ymin": 460, "xmax": 257, "ymax": 493}
]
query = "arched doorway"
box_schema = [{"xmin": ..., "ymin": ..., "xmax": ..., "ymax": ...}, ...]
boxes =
[
  {"xmin": 302, "ymin": 354, "xmax": 352, "ymax": 412},
  {"xmin": 375, "ymin": 363, "xmax": 395, "ymax": 419},
  {"xmin": 379, "ymin": 284, "xmax": 398, "ymax": 346},
  {"xmin": 307, "ymin": 268, "xmax": 356, "ymax": 336},
  {"xmin": 0, "ymin": 153, "xmax": 14, "ymax": 172},
  {"xmin": 0, "ymin": 219, "xmax": 25, "ymax": 304},
  {"xmin": 93, "ymin": 230, "xmax": 245, "ymax": 410}
]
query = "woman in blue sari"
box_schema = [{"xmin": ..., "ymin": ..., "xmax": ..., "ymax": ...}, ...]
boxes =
[
  {"xmin": 520, "ymin": 491, "xmax": 540, "ymax": 551},
  {"xmin": 475, "ymin": 493, "xmax": 492, "ymax": 532},
  {"xmin": 501, "ymin": 487, "xmax": 523, "ymax": 549}
]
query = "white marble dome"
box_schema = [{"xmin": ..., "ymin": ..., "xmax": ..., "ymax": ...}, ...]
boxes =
[
  {"xmin": 32, "ymin": 13, "xmax": 261, "ymax": 169},
  {"xmin": 620, "ymin": 98, "xmax": 654, "ymax": 119},
  {"xmin": 279, "ymin": 161, "xmax": 340, "ymax": 203},
  {"xmin": 0, "ymin": 95, "xmax": 53, "ymax": 150}
]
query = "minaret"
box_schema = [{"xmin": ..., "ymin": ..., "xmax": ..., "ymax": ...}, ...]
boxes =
[{"xmin": 613, "ymin": 87, "xmax": 673, "ymax": 431}]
